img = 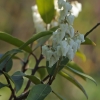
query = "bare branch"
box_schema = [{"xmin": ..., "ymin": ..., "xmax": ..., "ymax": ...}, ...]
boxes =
[{"xmin": 84, "ymin": 23, "xmax": 100, "ymax": 38}]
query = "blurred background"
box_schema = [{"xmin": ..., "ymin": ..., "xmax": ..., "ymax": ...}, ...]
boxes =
[{"xmin": 0, "ymin": 0, "xmax": 100, "ymax": 100}]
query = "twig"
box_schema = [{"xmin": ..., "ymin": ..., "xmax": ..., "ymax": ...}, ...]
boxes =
[
  {"xmin": 84, "ymin": 23, "xmax": 100, "ymax": 38},
  {"xmin": 0, "ymin": 71, "xmax": 17, "ymax": 100},
  {"xmin": 16, "ymin": 91, "xmax": 29, "ymax": 100}
]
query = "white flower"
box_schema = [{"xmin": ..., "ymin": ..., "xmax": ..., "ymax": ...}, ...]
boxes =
[
  {"xmin": 71, "ymin": 1, "xmax": 82, "ymax": 17},
  {"xmin": 60, "ymin": 40, "xmax": 69, "ymax": 56},
  {"xmin": 63, "ymin": 2, "xmax": 72, "ymax": 11},
  {"xmin": 66, "ymin": 25, "xmax": 74, "ymax": 38},
  {"xmin": 58, "ymin": 0, "xmax": 65, "ymax": 9},
  {"xmin": 46, "ymin": 50, "xmax": 53, "ymax": 61},
  {"xmin": 41, "ymin": 0, "xmax": 85, "ymax": 68},
  {"xmin": 60, "ymin": 23, "xmax": 68, "ymax": 33},
  {"xmin": 48, "ymin": 51, "xmax": 59, "ymax": 68},
  {"xmin": 78, "ymin": 34, "xmax": 85, "ymax": 42},
  {"xmin": 57, "ymin": 46, "xmax": 62, "ymax": 57},
  {"xmin": 72, "ymin": 42, "xmax": 78, "ymax": 53},
  {"xmin": 52, "ymin": 29, "xmax": 65, "ymax": 45},
  {"xmin": 42, "ymin": 45, "xmax": 49, "ymax": 57},
  {"xmin": 67, "ymin": 46, "xmax": 74, "ymax": 60},
  {"xmin": 66, "ymin": 15, "xmax": 75, "ymax": 25},
  {"xmin": 67, "ymin": 38, "xmax": 75, "ymax": 46}
]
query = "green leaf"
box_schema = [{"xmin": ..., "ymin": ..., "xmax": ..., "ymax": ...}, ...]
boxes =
[
  {"xmin": 59, "ymin": 71, "xmax": 88, "ymax": 99},
  {"xmin": 36, "ymin": 0, "xmax": 55, "ymax": 24},
  {"xmin": 2, "ymin": 71, "xmax": 13, "ymax": 82},
  {"xmin": 50, "ymin": 26, "xmax": 59, "ymax": 31},
  {"xmin": 59, "ymin": 57, "xmax": 69, "ymax": 71},
  {"xmin": 33, "ymin": 26, "xmax": 58, "ymax": 51},
  {"xmin": 0, "ymin": 55, "xmax": 13, "ymax": 74},
  {"xmin": 37, "ymin": 68, "xmax": 46, "ymax": 79},
  {"xmin": 46, "ymin": 61, "xmax": 57, "ymax": 75},
  {"xmin": 0, "ymin": 31, "xmax": 32, "ymax": 53},
  {"xmin": 65, "ymin": 61, "xmax": 86, "ymax": 80},
  {"xmin": 0, "ymin": 49, "xmax": 22, "ymax": 63},
  {"xmin": 76, "ymin": 50, "xmax": 86, "ymax": 61},
  {"xmin": 33, "ymin": 35, "xmax": 51, "ymax": 51},
  {"xmin": 11, "ymin": 71, "xmax": 24, "ymax": 93},
  {"xmin": 66, "ymin": 66, "xmax": 97, "ymax": 85},
  {"xmin": 26, "ymin": 84, "xmax": 52, "ymax": 100},
  {"xmin": 52, "ymin": 91, "xmax": 66, "ymax": 100},
  {"xmin": 0, "ymin": 82, "xmax": 9, "ymax": 89},
  {"xmin": 20, "ymin": 31, "xmax": 52, "ymax": 50},
  {"xmin": 25, "ymin": 75, "xmax": 41, "ymax": 84},
  {"xmin": 82, "ymin": 38, "xmax": 96, "ymax": 46}
]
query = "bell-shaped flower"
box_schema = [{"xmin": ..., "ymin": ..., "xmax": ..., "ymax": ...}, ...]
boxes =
[
  {"xmin": 60, "ymin": 23, "xmax": 69, "ymax": 33},
  {"xmin": 78, "ymin": 34, "xmax": 85, "ymax": 42},
  {"xmin": 48, "ymin": 51, "xmax": 59, "ymax": 68},
  {"xmin": 67, "ymin": 38, "xmax": 75, "ymax": 47},
  {"xmin": 52, "ymin": 29, "xmax": 65, "ymax": 46},
  {"xmin": 60, "ymin": 40, "xmax": 69, "ymax": 56},
  {"xmin": 66, "ymin": 25, "xmax": 74, "ymax": 38},
  {"xmin": 46, "ymin": 50, "xmax": 53, "ymax": 61},
  {"xmin": 42, "ymin": 45, "xmax": 49, "ymax": 57},
  {"xmin": 58, "ymin": 0, "xmax": 65, "ymax": 9},
  {"xmin": 66, "ymin": 15, "xmax": 75, "ymax": 25},
  {"xmin": 67, "ymin": 46, "xmax": 74, "ymax": 60},
  {"xmin": 72, "ymin": 42, "xmax": 78, "ymax": 53},
  {"xmin": 63, "ymin": 2, "xmax": 72, "ymax": 11}
]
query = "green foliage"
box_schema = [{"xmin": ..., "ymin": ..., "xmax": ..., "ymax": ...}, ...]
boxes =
[
  {"xmin": 46, "ymin": 61, "xmax": 57, "ymax": 75},
  {"xmin": 0, "ymin": 31, "xmax": 32, "ymax": 53},
  {"xmin": 0, "ymin": 82, "xmax": 9, "ymax": 89},
  {"xmin": 59, "ymin": 71, "xmax": 88, "ymax": 99},
  {"xmin": 82, "ymin": 38, "xmax": 96, "ymax": 46},
  {"xmin": 65, "ymin": 66, "xmax": 97, "ymax": 85},
  {"xmin": 25, "ymin": 75, "xmax": 41, "ymax": 84},
  {"xmin": 36, "ymin": 0, "xmax": 55, "ymax": 24},
  {"xmin": 11, "ymin": 71, "xmax": 24, "ymax": 93},
  {"xmin": 26, "ymin": 84, "xmax": 52, "ymax": 100},
  {"xmin": 52, "ymin": 91, "xmax": 66, "ymax": 100},
  {"xmin": 0, "ymin": 1, "xmax": 97, "ymax": 100},
  {"xmin": 20, "ymin": 31, "xmax": 52, "ymax": 50},
  {"xmin": 0, "ymin": 55, "xmax": 13, "ymax": 74}
]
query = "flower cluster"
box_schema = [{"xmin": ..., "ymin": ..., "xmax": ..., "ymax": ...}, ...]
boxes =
[{"xmin": 42, "ymin": 0, "xmax": 85, "ymax": 68}]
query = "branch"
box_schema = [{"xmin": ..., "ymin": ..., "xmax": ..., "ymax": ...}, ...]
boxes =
[
  {"xmin": 84, "ymin": 23, "xmax": 100, "ymax": 38},
  {"xmin": 0, "ymin": 71, "xmax": 17, "ymax": 100},
  {"xmin": 16, "ymin": 91, "xmax": 29, "ymax": 100}
]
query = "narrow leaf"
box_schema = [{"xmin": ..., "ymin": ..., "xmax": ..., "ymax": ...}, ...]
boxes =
[
  {"xmin": 82, "ymin": 38, "xmax": 96, "ymax": 46},
  {"xmin": 59, "ymin": 57, "xmax": 69, "ymax": 71},
  {"xmin": 33, "ymin": 35, "xmax": 51, "ymax": 51},
  {"xmin": 65, "ymin": 61, "xmax": 86, "ymax": 80},
  {"xmin": 46, "ymin": 61, "xmax": 57, "ymax": 75},
  {"xmin": 0, "ymin": 49, "xmax": 22, "ymax": 63},
  {"xmin": 33, "ymin": 26, "xmax": 58, "ymax": 51},
  {"xmin": 76, "ymin": 50, "xmax": 86, "ymax": 61},
  {"xmin": 36, "ymin": 0, "xmax": 55, "ymax": 24},
  {"xmin": 66, "ymin": 66, "xmax": 97, "ymax": 85},
  {"xmin": 59, "ymin": 71, "xmax": 88, "ymax": 99},
  {"xmin": 52, "ymin": 91, "xmax": 66, "ymax": 100},
  {"xmin": 0, "ymin": 31, "xmax": 32, "ymax": 53},
  {"xmin": 25, "ymin": 75, "xmax": 41, "ymax": 84},
  {"xmin": 26, "ymin": 84, "xmax": 51, "ymax": 100},
  {"xmin": 20, "ymin": 31, "xmax": 52, "ymax": 50}
]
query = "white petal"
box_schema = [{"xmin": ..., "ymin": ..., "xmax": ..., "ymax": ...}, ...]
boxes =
[
  {"xmin": 42, "ymin": 45, "xmax": 49, "ymax": 57},
  {"xmin": 67, "ymin": 46, "xmax": 74, "ymax": 60},
  {"xmin": 46, "ymin": 50, "xmax": 53, "ymax": 61},
  {"xmin": 66, "ymin": 15, "xmax": 75, "ymax": 25}
]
